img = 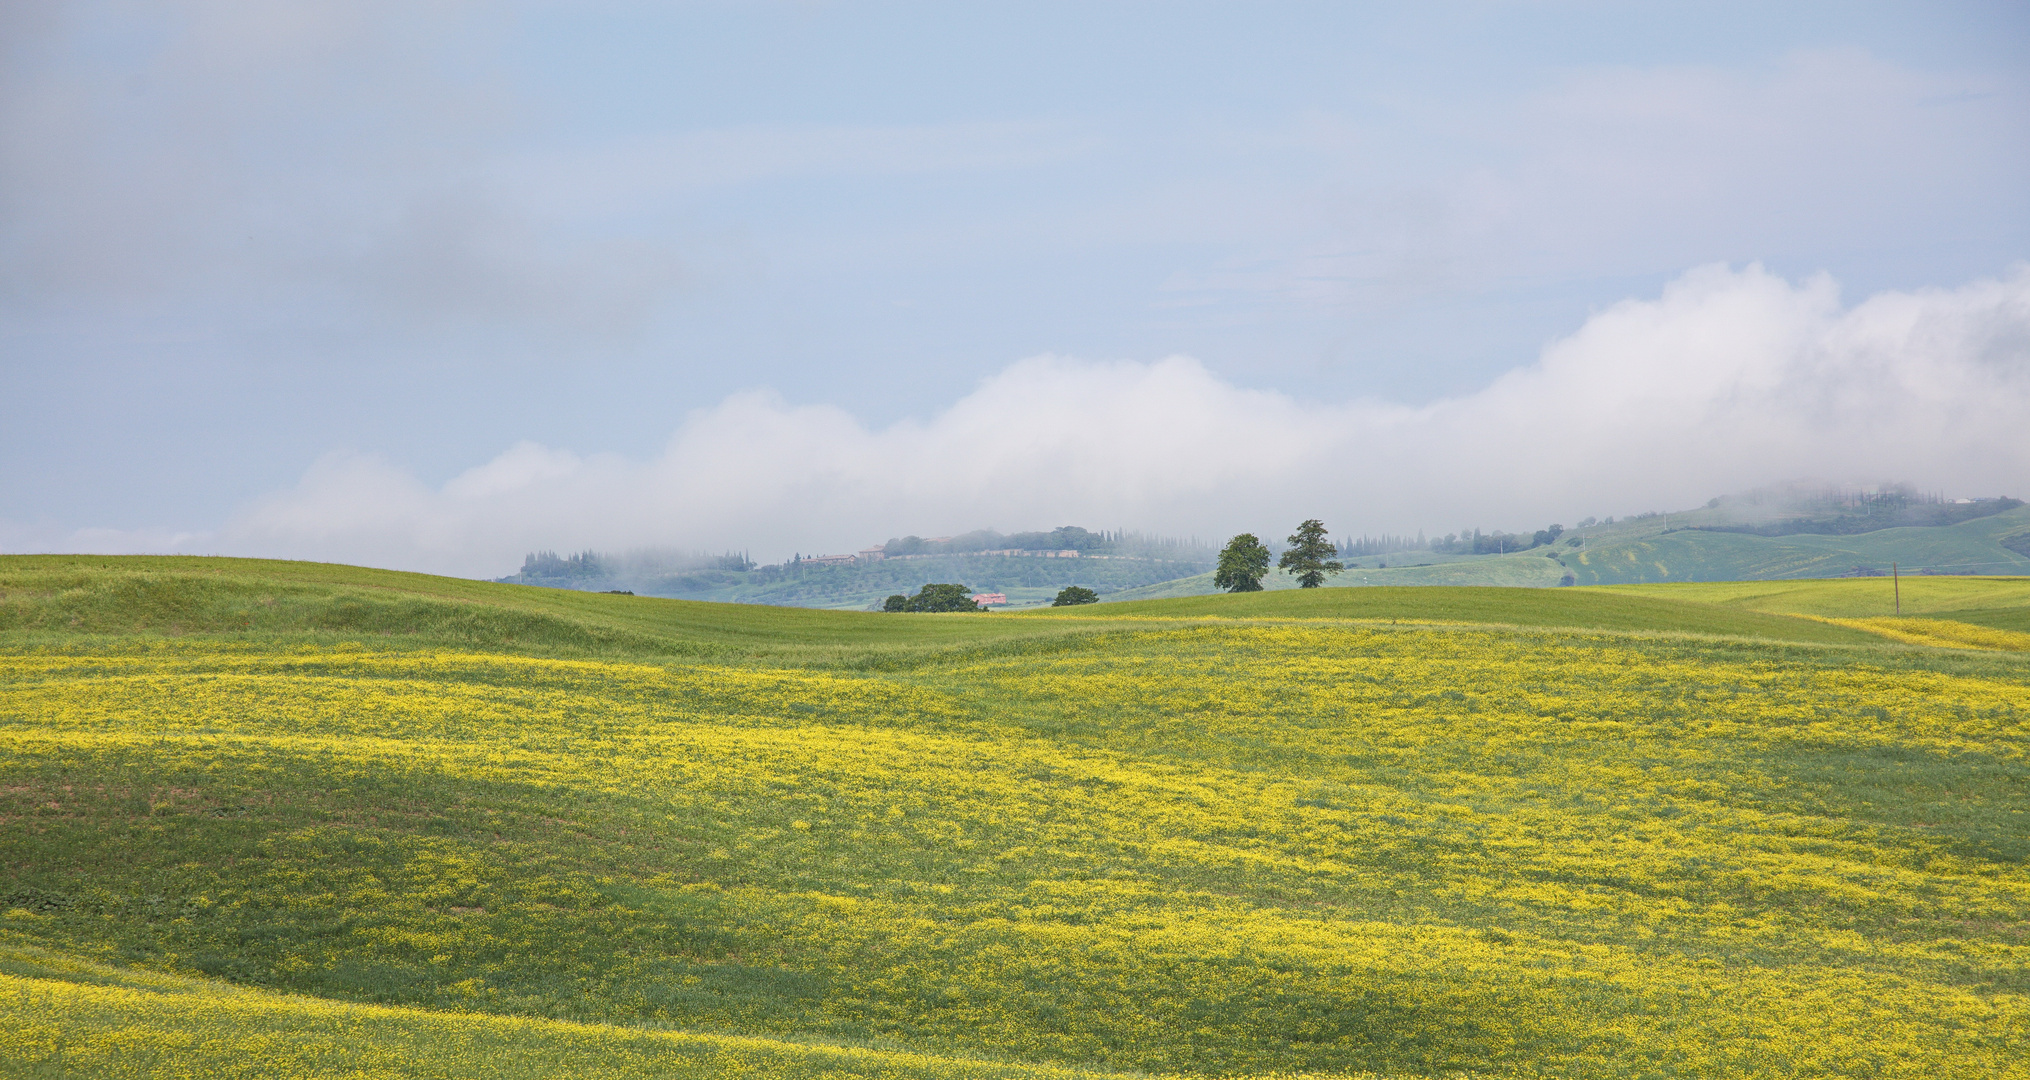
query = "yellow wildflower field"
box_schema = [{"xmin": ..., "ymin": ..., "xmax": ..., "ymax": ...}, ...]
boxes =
[
  {"xmin": 1820, "ymin": 616, "xmax": 2030, "ymax": 652},
  {"xmin": 3, "ymin": 571, "xmax": 2027, "ymax": 1078}
]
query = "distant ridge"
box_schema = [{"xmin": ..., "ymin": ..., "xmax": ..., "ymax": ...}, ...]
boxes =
[
  {"xmin": 493, "ymin": 486, "xmax": 2030, "ymax": 609},
  {"xmin": 1107, "ymin": 487, "xmax": 2030, "ymax": 602},
  {"xmin": 497, "ymin": 526, "xmax": 1215, "ymax": 609}
]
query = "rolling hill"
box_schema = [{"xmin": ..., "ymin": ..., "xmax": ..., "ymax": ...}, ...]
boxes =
[
  {"xmin": 1108, "ymin": 501, "xmax": 2030, "ymax": 601},
  {"xmin": 498, "ymin": 530, "xmax": 1216, "ymax": 611},
  {"xmin": 471, "ymin": 493, "xmax": 2030, "ymax": 610},
  {"xmin": 3, "ymin": 556, "xmax": 2027, "ymax": 1078},
  {"xmin": 1561, "ymin": 500, "xmax": 2030, "ymax": 585}
]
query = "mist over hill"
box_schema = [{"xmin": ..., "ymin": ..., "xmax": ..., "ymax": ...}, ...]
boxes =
[
  {"xmin": 498, "ymin": 527, "xmax": 1218, "ymax": 609},
  {"xmin": 1684, "ymin": 484, "xmax": 2023, "ymax": 537},
  {"xmin": 1112, "ymin": 485, "xmax": 2030, "ymax": 602},
  {"xmin": 492, "ymin": 484, "xmax": 2029, "ymax": 610}
]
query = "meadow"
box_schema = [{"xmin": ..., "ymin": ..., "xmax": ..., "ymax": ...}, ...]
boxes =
[{"xmin": 2, "ymin": 556, "xmax": 2026, "ymax": 1078}]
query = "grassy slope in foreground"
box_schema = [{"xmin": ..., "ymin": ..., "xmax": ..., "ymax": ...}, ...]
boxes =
[
  {"xmin": 1, "ymin": 949, "xmax": 1151, "ymax": 1080},
  {"xmin": 4, "ymin": 557, "xmax": 2028, "ymax": 1079}
]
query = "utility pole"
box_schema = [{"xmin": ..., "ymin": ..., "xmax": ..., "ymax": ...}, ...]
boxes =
[{"xmin": 1893, "ymin": 562, "xmax": 1900, "ymax": 616}]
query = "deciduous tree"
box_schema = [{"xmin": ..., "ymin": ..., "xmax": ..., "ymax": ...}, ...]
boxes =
[
  {"xmin": 1214, "ymin": 533, "xmax": 1272, "ymax": 592},
  {"xmin": 1278, "ymin": 519, "xmax": 1343, "ymax": 588}
]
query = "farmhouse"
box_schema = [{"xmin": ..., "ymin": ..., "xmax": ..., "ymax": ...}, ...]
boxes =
[{"xmin": 970, "ymin": 592, "xmax": 1009, "ymax": 606}]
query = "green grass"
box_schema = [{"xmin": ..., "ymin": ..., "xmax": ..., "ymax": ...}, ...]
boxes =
[
  {"xmin": 0, "ymin": 554, "xmax": 1893, "ymax": 660},
  {"xmin": 3, "ymin": 556, "xmax": 2027, "ymax": 1078},
  {"xmin": 1053, "ymin": 583, "xmax": 1884, "ymax": 644},
  {"xmin": 1612, "ymin": 576, "xmax": 2030, "ymax": 631},
  {"xmin": 0, "ymin": 947, "xmax": 1152, "ymax": 1080},
  {"xmin": 0, "ymin": 555, "xmax": 1106, "ymax": 666}
]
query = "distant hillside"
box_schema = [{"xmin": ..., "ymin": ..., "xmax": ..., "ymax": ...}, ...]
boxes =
[
  {"xmin": 1108, "ymin": 492, "xmax": 2030, "ymax": 601},
  {"xmin": 498, "ymin": 528, "xmax": 1215, "ymax": 609},
  {"xmin": 494, "ymin": 488, "xmax": 2029, "ymax": 608},
  {"xmin": 1561, "ymin": 501, "xmax": 2030, "ymax": 585}
]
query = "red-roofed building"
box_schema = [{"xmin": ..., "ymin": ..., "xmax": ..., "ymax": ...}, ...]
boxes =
[{"xmin": 970, "ymin": 592, "xmax": 1008, "ymax": 606}]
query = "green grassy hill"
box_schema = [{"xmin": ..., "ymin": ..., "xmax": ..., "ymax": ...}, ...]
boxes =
[
  {"xmin": 1563, "ymin": 503, "xmax": 2030, "ymax": 585},
  {"xmin": 0, "ymin": 555, "xmax": 1104, "ymax": 664},
  {"xmin": 1108, "ymin": 503, "xmax": 2030, "ymax": 600},
  {"xmin": 1616, "ymin": 576, "xmax": 2030, "ymax": 631},
  {"xmin": 4, "ymin": 557, "xmax": 2027, "ymax": 1078}
]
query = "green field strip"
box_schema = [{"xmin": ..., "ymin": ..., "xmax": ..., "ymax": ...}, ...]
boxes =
[{"xmin": 0, "ymin": 948, "xmax": 1174, "ymax": 1080}]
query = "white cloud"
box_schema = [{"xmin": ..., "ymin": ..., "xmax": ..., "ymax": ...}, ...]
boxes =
[{"xmin": 147, "ymin": 263, "xmax": 2022, "ymax": 578}]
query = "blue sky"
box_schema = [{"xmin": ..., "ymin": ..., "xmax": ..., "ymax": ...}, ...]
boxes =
[{"xmin": 3, "ymin": 2, "xmax": 2027, "ymax": 570}]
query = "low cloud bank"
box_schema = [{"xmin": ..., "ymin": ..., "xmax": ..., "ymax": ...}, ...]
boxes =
[{"xmin": 33, "ymin": 263, "xmax": 2030, "ymax": 577}]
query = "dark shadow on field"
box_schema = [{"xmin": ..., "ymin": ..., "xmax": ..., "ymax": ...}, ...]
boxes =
[
  {"xmin": 1735, "ymin": 743, "xmax": 2030, "ymax": 869},
  {"xmin": 0, "ymin": 740, "xmax": 1578, "ymax": 1076}
]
